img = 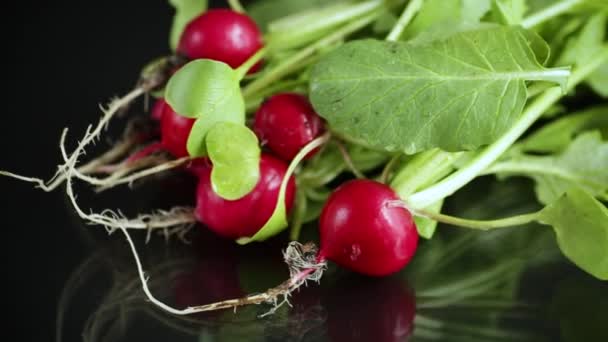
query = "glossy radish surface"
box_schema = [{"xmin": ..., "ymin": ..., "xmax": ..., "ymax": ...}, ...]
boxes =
[
  {"xmin": 160, "ymin": 103, "xmax": 195, "ymax": 158},
  {"xmin": 178, "ymin": 9, "xmax": 263, "ymax": 71},
  {"xmin": 254, "ymin": 93, "xmax": 324, "ymax": 161},
  {"xmin": 318, "ymin": 179, "xmax": 418, "ymax": 276},
  {"xmin": 194, "ymin": 154, "xmax": 296, "ymax": 239}
]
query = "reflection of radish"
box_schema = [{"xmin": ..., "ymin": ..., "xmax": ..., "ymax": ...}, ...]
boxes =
[
  {"xmin": 194, "ymin": 154, "xmax": 296, "ymax": 239},
  {"xmin": 254, "ymin": 93, "xmax": 324, "ymax": 161},
  {"xmin": 326, "ymin": 276, "xmax": 416, "ymax": 342},
  {"xmin": 318, "ymin": 180, "xmax": 418, "ymax": 276},
  {"xmin": 178, "ymin": 9, "xmax": 264, "ymax": 72},
  {"xmin": 173, "ymin": 234, "xmax": 244, "ymax": 318}
]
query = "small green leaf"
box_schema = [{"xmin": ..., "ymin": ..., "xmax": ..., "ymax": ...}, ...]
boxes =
[
  {"xmin": 310, "ymin": 26, "xmax": 569, "ymax": 154},
  {"xmin": 237, "ymin": 134, "xmax": 330, "ymax": 244},
  {"xmin": 206, "ymin": 122, "xmax": 260, "ymax": 200},
  {"xmin": 168, "ymin": 0, "xmax": 207, "ymax": 51},
  {"xmin": 539, "ymin": 187, "xmax": 608, "ymax": 280},
  {"xmin": 517, "ymin": 105, "xmax": 608, "ymax": 153},
  {"xmin": 415, "ymin": 200, "xmax": 444, "ymax": 239},
  {"xmin": 165, "ymin": 59, "xmax": 242, "ymax": 119},
  {"xmin": 494, "ymin": 131, "xmax": 608, "ymax": 204}
]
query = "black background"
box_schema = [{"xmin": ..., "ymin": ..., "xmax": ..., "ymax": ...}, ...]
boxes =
[{"xmin": 1, "ymin": 1, "xmax": 178, "ymax": 340}]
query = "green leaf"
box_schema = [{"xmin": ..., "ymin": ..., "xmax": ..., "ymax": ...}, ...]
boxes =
[
  {"xmin": 491, "ymin": 0, "xmax": 527, "ymax": 25},
  {"xmin": 310, "ymin": 26, "xmax": 569, "ymax": 154},
  {"xmin": 165, "ymin": 59, "xmax": 243, "ymax": 118},
  {"xmin": 588, "ymin": 61, "xmax": 608, "ymax": 97},
  {"xmin": 555, "ymin": 13, "xmax": 606, "ymax": 67},
  {"xmin": 247, "ymin": 0, "xmax": 342, "ymax": 31},
  {"xmin": 265, "ymin": 0, "xmax": 383, "ymax": 51},
  {"xmin": 403, "ymin": 0, "xmax": 491, "ymax": 39},
  {"xmin": 539, "ymin": 187, "xmax": 608, "ymax": 280},
  {"xmin": 517, "ymin": 105, "xmax": 608, "ymax": 153},
  {"xmin": 205, "ymin": 122, "xmax": 260, "ymax": 200},
  {"xmin": 168, "ymin": 0, "xmax": 207, "ymax": 51},
  {"xmin": 494, "ymin": 131, "xmax": 608, "ymax": 204},
  {"xmin": 164, "ymin": 59, "xmax": 245, "ymax": 157},
  {"xmin": 237, "ymin": 134, "xmax": 330, "ymax": 244}
]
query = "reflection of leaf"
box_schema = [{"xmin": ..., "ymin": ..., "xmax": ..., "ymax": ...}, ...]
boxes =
[
  {"xmin": 550, "ymin": 274, "xmax": 608, "ymax": 342},
  {"xmin": 206, "ymin": 123, "xmax": 260, "ymax": 200},
  {"xmin": 539, "ymin": 187, "xmax": 608, "ymax": 280},
  {"xmin": 492, "ymin": 131, "xmax": 608, "ymax": 204},
  {"xmin": 310, "ymin": 27, "xmax": 569, "ymax": 154}
]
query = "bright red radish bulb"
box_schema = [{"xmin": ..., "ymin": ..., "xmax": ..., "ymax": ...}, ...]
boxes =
[
  {"xmin": 318, "ymin": 179, "xmax": 418, "ymax": 277},
  {"xmin": 160, "ymin": 103, "xmax": 195, "ymax": 158},
  {"xmin": 150, "ymin": 98, "xmax": 167, "ymax": 121},
  {"xmin": 178, "ymin": 9, "xmax": 263, "ymax": 72},
  {"xmin": 194, "ymin": 154, "xmax": 296, "ymax": 239},
  {"xmin": 253, "ymin": 93, "xmax": 324, "ymax": 161}
]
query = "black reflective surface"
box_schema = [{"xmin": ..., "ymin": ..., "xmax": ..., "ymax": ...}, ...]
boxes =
[{"xmin": 2, "ymin": 1, "xmax": 607, "ymax": 342}]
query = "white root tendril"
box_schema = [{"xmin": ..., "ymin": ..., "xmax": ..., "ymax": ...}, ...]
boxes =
[
  {"xmin": 111, "ymin": 222, "xmax": 328, "ymax": 317},
  {"xmin": 0, "ymin": 88, "xmax": 146, "ymax": 191}
]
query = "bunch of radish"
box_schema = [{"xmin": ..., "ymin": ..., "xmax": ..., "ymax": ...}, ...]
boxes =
[
  {"xmin": 4, "ymin": 0, "xmax": 607, "ymax": 316},
  {"xmin": 0, "ymin": 5, "xmax": 419, "ymax": 315}
]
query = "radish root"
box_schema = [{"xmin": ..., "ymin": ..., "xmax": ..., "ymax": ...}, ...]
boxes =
[{"xmin": 116, "ymin": 218, "xmax": 327, "ymax": 317}]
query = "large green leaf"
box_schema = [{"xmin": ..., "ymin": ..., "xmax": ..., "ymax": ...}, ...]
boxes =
[
  {"xmin": 539, "ymin": 187, "xmax": 608, "ymax": 280},
  {"xmin": 168, "ymin": 0, "xmax": 207, "ymax": 51},
  {"xmin": 309, "ymin": 26, "xmax": 569, "ymax": 154},
  {"xmin": 516, "ymin": 105, "xmax": 608, "ymax": 153},
  {"xmin": 493, "ymin": 131, "xmax": 608, "ymax": 204},
  {"xmin": 205, "ymin": 122, "xmax": 260, "ymax": 200}
]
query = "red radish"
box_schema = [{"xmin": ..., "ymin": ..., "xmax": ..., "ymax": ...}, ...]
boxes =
[
  {"xmin": 194, "ymin": 154, "xmax": 296, "ymax": 239},
  {"xmin": 327, "ymin": 276, "xmax": 416, "ymax": 342},
  {"xmin": 150, "ymin": 98, "xmax": 167, "ymax": 121},
  {"xmin": 253, "ymin": 93, "xmax": 325, "ymax": 161},
  {"xmin": 318, "ymin": 179, "xmax": 418, "ymax": 276},
  {"xmin": 178, "ymin": 9, "xmax": 264, "ymax": 72},
  {"xmin": 160, "ymin": 103, "xmax": 195, "ymax": 158}
]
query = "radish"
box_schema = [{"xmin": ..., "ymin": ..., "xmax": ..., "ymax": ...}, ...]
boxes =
[
  {"xmin": 178, "ymin": 9, "xmax": 264, "ymax": 72},
  {"xmin": 194, "ymin": 154, "xmax": 296, "ymax": 239},
  {"xmin": 318, "ymin": 179, "xmax": 419, "ymax": 276},
  {"xmin": 253, "ymin": 93, "xmax": 324, "ymax": 161},
  {"xmin": 159, "ymin": 103, "xmax": 195, "ymax": 158},
  {"xmin": 150, "ymin": 98, "xmax": 167, "ymax": 121}
]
